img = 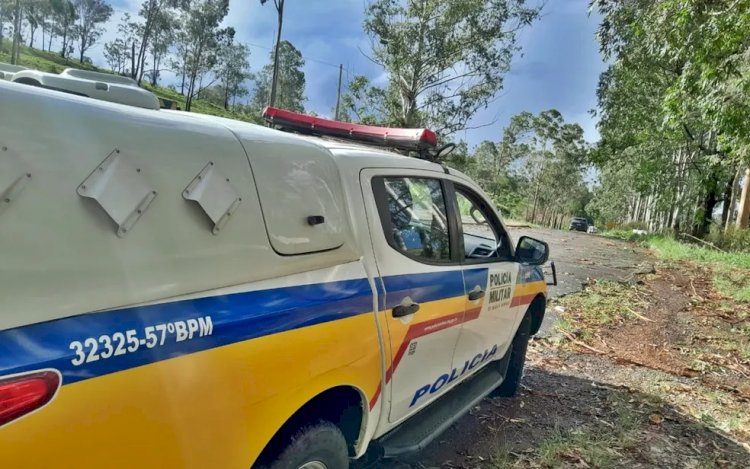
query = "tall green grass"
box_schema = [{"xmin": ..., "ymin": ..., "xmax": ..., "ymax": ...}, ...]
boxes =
[{"xmin": 648, "ymin": 237, "xmax": 750, "ymax": 270}]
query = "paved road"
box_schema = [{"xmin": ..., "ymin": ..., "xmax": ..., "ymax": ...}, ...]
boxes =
[{"xmin": 508, "ymin": 227, "xmax": 654, "ymax": 336}]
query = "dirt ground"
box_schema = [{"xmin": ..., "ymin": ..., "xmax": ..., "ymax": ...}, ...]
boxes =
[{"xmin": 367, "ymin": 233, "xmax": 750, "ymax": 468}]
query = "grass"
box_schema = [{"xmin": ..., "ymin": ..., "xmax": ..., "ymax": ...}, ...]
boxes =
[
  {"xmin": 602, "ymin": 231, "xmax": 750, "ymax": 302},
  {"xmin": 533, "ymin": 397, "xmax": 643, "ymax": 467},
  {"xmin": 0, "ymin": 42, "xmax": 262, "ymax": 125},
  {"xmin": 648, "ymin": 236, "xmax": 750, "ymax": 270},
  {"xmin": 647, "ymin": 237, "xmax": 750, "ymax": 302},
  {"xmin": 554, "ymin": 280, "xmax": 642, "ymax": 340}
]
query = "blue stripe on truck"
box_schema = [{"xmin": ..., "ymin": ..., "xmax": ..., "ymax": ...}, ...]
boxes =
[
  {"xmin": 0, "ymin": 268, "xmax": 510, "ymax": 387},
  {"xmin": 0, "ymin": 278, "xmax": 374, "ymax": 386}
]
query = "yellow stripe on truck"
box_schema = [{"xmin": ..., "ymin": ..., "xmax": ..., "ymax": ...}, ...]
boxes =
[{"xmin": 0, "ymin": 312, "xmax": 381, "ymax": 468}]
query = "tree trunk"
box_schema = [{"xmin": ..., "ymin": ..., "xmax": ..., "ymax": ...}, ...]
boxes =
[
  {"xmin": 736, "ymin": 168, "xmax": 750, "ymax": 230},
  {"xmin": 150, "ymin": 50, "xmax": 158, "ymax": 86},
  {"xmin": 725, "ymin": 167, "xmax": 741, "ymax": 231},
  {"xmin": 721, "ymin": 172, "xmax": 734, "ymax": 226},
  {"xmin": 79, "ymin": 39, "xmax": 85, "ymax": 63},
  {"xmin": 130, "ymin": 41, "xmax": 136, "ymax": 78},
  {"xmin": 530, "ymin": 180, "xmax": 540, "ymax": 223},
  {"xmin": 60, "ymin": 30, "xmax": 67, "ymax": 58},
  {"xmin": 48, "ymin": 30, "xmax": 53, "ymax": 52},
  {"xmin": 185, "ymin": 42, "xmax": 205, "ymax": 112},
  {"xmin": 10, "ymin": 0, "xmax": 21, "ymax": 65},
  {"xmin": 136, "ymin": 2, "xmax": 157, "ymax": 85}
]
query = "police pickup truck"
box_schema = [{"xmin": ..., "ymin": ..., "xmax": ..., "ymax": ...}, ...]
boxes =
[{"xmin": 0, "ymin": 68, "xmax": 553, "ymax": 469}]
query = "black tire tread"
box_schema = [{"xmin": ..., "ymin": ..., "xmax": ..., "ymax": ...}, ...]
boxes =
[
  {"xmin": 490, "ymin": 312, "xmax": 532, "ymax": 398},
  {"xmin": 263, "ymin": 421, "xmax": 349, "ymax": 469}
]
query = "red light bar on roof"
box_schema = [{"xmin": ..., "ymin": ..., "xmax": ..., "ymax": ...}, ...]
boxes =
[{"xmin": 262, "ymin": 106, "xmax": 438, "ymax": 151}]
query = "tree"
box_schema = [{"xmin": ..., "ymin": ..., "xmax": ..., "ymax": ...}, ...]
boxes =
[
  {"xmin": 342, "ymin": 0, "xmax": 540, "ymax": 136},
  {"xmin": 133, "ymin": 0, "xmax": 188, "ymax": 85},
  {"xmin": 72, "ymin": 0, "xmax": 112, "ymax": 63},
  {"xmin": 250, "ymin": 40, "xmax": 305, "ymax": 113},
  {"xmin": 25, "ymin": 0, "xmax": 43, "ymax": 48},
  {"xmin": 444, "ymin": 109, "xmax": 589, "ymax": 225},
  {"xmin": 145, "ymin": 8, "xmax": 177, "ymax": 86},
  {"xmin": 104, "ymin": 37, "xmax": 129, "ymax": 74},
  {"xmin": 170, "ymin": 20, "xmax": 191, "ymax": 95},
  {"xmin": 260, "ymin": 0, "xmax": 284, "ymax": 107},
  {"xmin": 28, "ymin": 0, "xmax": 55, "ymax": 52},
  {"xmin": 590, "ymin": 0, "xmax": 749, "ymax": 235},
  {"xmin": 500, "ymin": 110, "xmax": 588, "ymax": 225},
  {"xmin": 50, "ymin": 0, "xmax": 76, "ymax": 59},
  {"xmin": 9, "ymin": 0, "xmax": 22, "ymax": 64},
  {"xmin": 103, "ymin": 14, "xmax": 134, "ymax": 74},
  {"xmin": 216, "ymin": 37, "xmax": 250, "ymax": 109},
  {"xmin": 182, "ymin": 0, "xmax": 230, "ymax": 112},
  {"xmin": 0, "ymin": 1, "xmax": 11, "ymax": 50}
]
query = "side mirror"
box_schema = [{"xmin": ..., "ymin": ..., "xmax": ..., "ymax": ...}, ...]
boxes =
[{"xmin": 515, "ymin": 236, "xmax": 549, "ymax": 265}]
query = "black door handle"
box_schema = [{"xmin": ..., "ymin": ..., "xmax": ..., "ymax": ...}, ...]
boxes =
[
  {"xmin": 468, "ymin": 289, "xmax": 485, "ymax": 301},
  {"xmin": 392, "ymin": 302, "xmax": 420, "ymax": 318}
]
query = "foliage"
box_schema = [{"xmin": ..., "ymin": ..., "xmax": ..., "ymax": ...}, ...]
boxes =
[
  {"xmin": 50, "ymin": 0, "xmax": 77, "ymax": 58},
  {"xmin": 590, "ymin": 0, "xmax": 750, "ymax": 236},
  {"xmin": 0, "ymin": 40, "xmax": 259, "ymax": 126},
  {"xmin": 341, "ymin": 0, "xmax": 540, "ymax": 136},
  {"xmin": 250, "ymin": 40, "xmax": 305, "ymax": 113},
  {"xmin": 103, "ymin": 14, "xmax": 133, "ymax": 74},
  {"xmin": 706, "ymin": 226, "xmax": 750, "ymax": 253},
  {"xmin": 214, "ymin": 36, "xmax": 250, "ymax": 109},
  {"xmin": 132, "ymin": 0, "xmax": 189, "ymax": 84},
  {"xmin": 71, "ymin": 0, "xmax": 112, "ymax": 63},
  {"xmin": 648, "ymin": 236, "xmax": 750, "ymax": 302},
  {"xmin": 181, "ymin": 0, "xmax": 230, "ymax": 111},
  {"xmin": 442, "ymin": 109, "xmax": 591, "ymax": 225},
  {"xmin": 649, "ymin": 237, "xmax": 750, "ymax": 271}
]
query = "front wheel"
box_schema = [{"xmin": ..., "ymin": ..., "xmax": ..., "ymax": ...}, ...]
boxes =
[
  {"xmin": 263, "ymin": 422, "xmax": 349, "ymax": 469},
  {"xmin": 490, "ymin": 313, "xmax": 531, "ymax": 398}
]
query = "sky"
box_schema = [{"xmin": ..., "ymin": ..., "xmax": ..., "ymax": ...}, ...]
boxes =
[{"xmin": 98, "ymin": 0, "xmax": 607, "ymax": 148}]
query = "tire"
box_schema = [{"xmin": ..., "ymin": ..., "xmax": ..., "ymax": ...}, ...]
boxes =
[
  {"xmin": 263, "ymin": 422, "xmax": 349, "ymax": 469},
  {"xmin": 490, "ymin": 313, "xmax": 532, "ymax": 398}
]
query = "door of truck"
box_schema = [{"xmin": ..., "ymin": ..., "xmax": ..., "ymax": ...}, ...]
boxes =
[
  {"xmin": 361, "ymin": 169, "xmax": 466, "ymax": 423},
  {"xmin": 448, "ymin": 182, "xmax": 522, "ymax": 379}
]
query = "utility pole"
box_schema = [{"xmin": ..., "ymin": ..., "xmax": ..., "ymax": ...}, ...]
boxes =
[
  {"xmin": 335, "ymin": 64, "xmax": 343, "ymax": 120},
  {"xmin": 268, "ymin": 0, "xmax": 285, "ymax": 108},
  {"xmin": 737, "ymin": 168, "xmax": 750, "ymax": 229}
]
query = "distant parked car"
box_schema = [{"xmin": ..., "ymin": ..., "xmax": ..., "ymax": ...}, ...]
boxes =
[{"xmin": 569, "ymin": 217, "xmax": 589, "ymax": 232}]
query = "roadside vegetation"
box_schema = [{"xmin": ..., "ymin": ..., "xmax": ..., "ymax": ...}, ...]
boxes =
[
  {"xmin": 602, "ymin": 231, "xmax": 750, "ymax": 302},
  {"xmin": 552, "ymin": 256, "xmax": 750, "ymax": 442}
]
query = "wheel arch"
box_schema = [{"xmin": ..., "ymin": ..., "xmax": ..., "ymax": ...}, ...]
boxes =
[{"xmin": 252, "ymin": 385, "xmax": 368, "ymax": 467}]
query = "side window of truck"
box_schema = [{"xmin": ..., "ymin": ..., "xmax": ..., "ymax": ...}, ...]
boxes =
[
  {"xmin": 454, "ymin": 186, "xmax": 512, "ymax": 261},
  {"xmin": 374, "ymin": 176, "xmax": 452, "ymax": 262}
]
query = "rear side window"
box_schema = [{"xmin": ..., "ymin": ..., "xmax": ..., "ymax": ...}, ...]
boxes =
[{"xmin": 374, "ymin": 176, "xmax": 451, "ymax": 262}]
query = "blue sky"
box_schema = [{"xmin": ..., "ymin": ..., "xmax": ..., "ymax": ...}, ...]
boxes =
[{"xmin": 102, "ymin": 0, "xmax": 606, "ymax": 147}]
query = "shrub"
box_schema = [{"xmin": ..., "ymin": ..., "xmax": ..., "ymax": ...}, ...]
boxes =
[{"xmin": 706, "ymin": 226, "xmax": 750, "ymax": 253}]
